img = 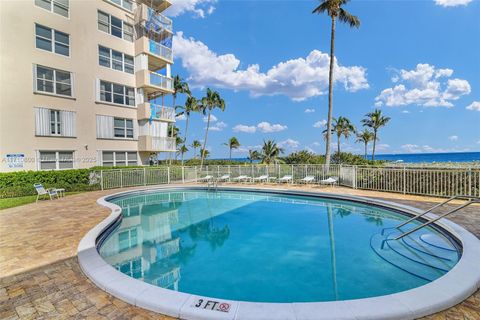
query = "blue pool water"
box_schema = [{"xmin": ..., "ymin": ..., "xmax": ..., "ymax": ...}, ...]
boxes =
[{"xmin": 99, "ymin": 189, "xmax": 460, "ymax": 303}]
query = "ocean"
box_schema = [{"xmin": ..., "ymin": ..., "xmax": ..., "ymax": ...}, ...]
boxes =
[{"xmin": 373, "ymin": 152, "xmax": 480, "ymax": 164}]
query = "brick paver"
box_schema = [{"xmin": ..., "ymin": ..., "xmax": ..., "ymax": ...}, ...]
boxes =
[{"xmin": 1, "ymin": 185, "xmax": 479, "ymax": 319}]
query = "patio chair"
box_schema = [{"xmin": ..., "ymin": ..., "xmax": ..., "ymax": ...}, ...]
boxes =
[
  {"xmin": 217, "ymin": 174, "xmax": 230, "ymax": 182},
  {"xmin": 278, "ymin": 175, "xmax": 292, "ymax": 183},
  {"xmin": 232, "ymin": 175, "xmax": 251, "ymax": 183},
  {"xmin": 300, "ymin": 176, "xmax": 315, "ymax": 184},
  {"xmin": 197, "ymin": 175, "xmax": 213, "ymax": 182},
  {"xmin": 34, "ymin": 183, "xmax": 59, "ymax": 202},
  {"xmin": 252, "ymin": 175, "xmax": 269, "ymax": 183},
  {"xmin": 320, "ymin": 177, "xmax": 338, "ymax": 187}
]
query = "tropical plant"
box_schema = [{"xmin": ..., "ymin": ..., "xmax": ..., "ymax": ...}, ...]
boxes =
[
  {"xmin": 361, "ymin": 109, "xmax": 391, "ymax": 160},
  {"xmin": 223, "ymin": 137, "xmax": 240, "ymax": 160},
  {"xmin": 247, "ymin": 150, "xmax": 261, "ymax": 163},
  {"xmin": 312, "ymin": 0, "xmax": 360, "ymax": 166},
  {"xmin": 178, "ymin": 144, "xmax": 189, "ymax": 161},
  {"xmin": 191, "ymin": 140, "xmax": 202, "ymax": 159},
  {"xmin": 174, "ymin": 136, "xmax": 184, "ymax": 160},
  {"xmin": 170, "ymin": 75, "xmax": 190, "ymax": 163},
  {"xmin": 200, "ymin": 148, "xmax": 210, "ymax": 159},
  {"xmin": 323, "ymin": 116, "xmax": 355, "ymax": 155},
  {"xmin": 199, "ymin": 88, "xmax": 225, "ymax": 167},
  {"xmin": 260, "ymin": 140, "xmax": 284, "ymax": 164},
  {"xmin": 282, "ymin": 150, "xmax": 325, "ymax": 164},
  {"xmin": 176, "ymin": 96, "xmax": 200, "ymax": 165},
  {"xmin": 356, "ymin": 129, "xmax": 375, "ymax": 159}
]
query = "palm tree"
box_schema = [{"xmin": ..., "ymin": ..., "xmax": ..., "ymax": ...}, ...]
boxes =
[
  {"xmin": 361, "ymin": 109, "xmax": 391, "ymax": 161},
  {"xmin": 178, "ymin": 144, "xmax": 188, "ymax": 162},
  {"xmin": 312, "ymin": 0, "xmax": 360, "ymax": 166},
  {"xmin": 260, "ymin": 140, "xmax": 284, "ymax": 164},
  {"xmin": 247, "ymin": 150, "xmax": 260, "ymax": 163},
  {"xmin": 323, "ymin": 116, "xmax": 355, "ymax": 154},
  {"xmin": 199, "ymin": 88, "xmax": 225, "ymax": 168},
  {"xmin": 223, "ymin": 137, "xmax": 240, "ymax": 160},
  {"xmin": 174, "ymin": 136, "xmax": 184, "ymax": 160},
  {"xmin": 356, "ymin": 129, "xmax": 375, "ymax": 159},
  {"xmin": 200, "ymin": 148, "xmax": 210, "ymax": 159},
  {"xmin": 176, "ymin": 96, "xmax": 199, "ymax": 165},
  {"xmin": 191, "ymin": 140, "xmax": 201, "ymax": 159},
  {"xmin": 171, "ymin": 75, "xmax": 190, "ymax": 163}
]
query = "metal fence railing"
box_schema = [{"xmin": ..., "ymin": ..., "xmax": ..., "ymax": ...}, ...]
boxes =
[{"xmin": 93, "ymin": 164, "xmax": 480, "ymax": 198}]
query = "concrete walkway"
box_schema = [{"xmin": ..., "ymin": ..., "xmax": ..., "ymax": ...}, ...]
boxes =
[{"xmin": 1, "ymin": 185, "xmax": 479, "ymax": 319}]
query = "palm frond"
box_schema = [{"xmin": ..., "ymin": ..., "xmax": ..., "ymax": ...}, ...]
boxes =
[
  {"xmin": 312, "ymin": 1, "xmax": 331, "ymax": 14},
  {"xmin": 338, "ymin": 8, "xmax": 360, "ymax": 28}
]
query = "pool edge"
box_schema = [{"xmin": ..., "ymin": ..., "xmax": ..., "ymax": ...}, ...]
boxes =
[{"xmin": 77, "ymin": 185, "xmax": 480, "ymax": 320}]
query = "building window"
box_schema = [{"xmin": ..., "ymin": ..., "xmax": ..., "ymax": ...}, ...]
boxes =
[
  {"xmin": 35, "ymin": 24, "xmax": 69, "ymax": 56},
  {"xmin": 50, "ymin": 110, "xmax": 61, "ymax": 135},
  {"xmin": 99, "ymin": 80, "xmax": 135, "ymax": 106},
  {"xmin": 97, "ymin": 11, "xmax": 133, "ymax": 42},
  {"xmin": 109, "ymin": 0, "xmax": 133, "ymax": 11},
  {"xmin": 117, "ymin": 258, "xmax": 142, "ymax": 278},
  {"xmin": 98, "ymin": 46, "xmax": 134, "ymax": 74},
  {"xmin": 35, "ymin": 0, "xmax": 69, "ymax": 17},
  {"xmin": 39, "ymin": 151, "xmax": 73, "ymax": 170},
  {"xmin": 114, "ymin": 118, "xmax": 134, "ymax": 138},
  {"xmin": 102, "ymin": 151, "xmax": 137, "ymax": 166},
  {"xmin": 35, "ymin": 65, "xmax": 72, "ymax": 97}
]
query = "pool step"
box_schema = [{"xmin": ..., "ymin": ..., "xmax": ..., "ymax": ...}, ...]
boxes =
[{"xmin": 370, "ymin": 233, "xmax": 450, "ymax": 281}]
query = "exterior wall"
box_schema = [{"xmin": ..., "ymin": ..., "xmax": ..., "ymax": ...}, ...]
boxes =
[{"xmin": 0, "ymin": 0, "xmax": 173, "ymax": 172}]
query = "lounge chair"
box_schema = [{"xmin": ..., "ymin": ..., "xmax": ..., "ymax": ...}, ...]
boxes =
[
  {"xmin": 252, "ymin": 175, "xmax": 269, "ymax": 183},
  {"xmin": 278, "ymin": 175, "xmax": 292, "ymax": 183},
  {"xmin": 300, "ymin": 176, "xmax": 315, "ymax": 184},
  {"xmin": 320, "ymin": 177, "xmax": 338, "ymax": 186},
  {"xmin": 198, "ymin": 175, "xmax": 213, "ymax": 182},
  {"xmin": 217, "ymin": 174, "xmax": 230, "ymax": 182},
  {"xmin": 232, "ymin": 175, "xmax": 251, "ymax": 183},
  {"xmin": 34, "ymin": 183, "xmax": 59, "ymax": 202}
]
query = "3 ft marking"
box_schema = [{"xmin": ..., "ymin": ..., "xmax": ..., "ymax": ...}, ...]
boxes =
[{"xmin": 192, "ymin": 299, "xmax": 231, "ymax": 313}]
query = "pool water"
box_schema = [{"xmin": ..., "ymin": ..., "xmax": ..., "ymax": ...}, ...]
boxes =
[{"xmin": 99, "ymin": 189, "xmax": 460, "ymax": 303}]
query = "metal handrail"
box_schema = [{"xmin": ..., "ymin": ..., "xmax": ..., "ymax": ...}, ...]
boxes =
[{"xmin": 393, "ymin": 196, "xmax": 479, "ymax": 241}]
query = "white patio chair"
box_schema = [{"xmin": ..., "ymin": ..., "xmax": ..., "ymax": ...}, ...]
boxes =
[
  {"xmin": 34, "ymin": 183, "xmax": 59, "ymax": 202},
  {"xmin": 320, "ymin": 177, "xmax": 338, "ymax": 187},
  {"xmin": 232, "ymin": 175, "xmax": 251, "ymax": 183},
  {"xmin": 252, "ymin": 175, "xmax": 269, "ymax": 183},
  {"xmin": 217, "ymin": 174, "xmax": 230, "ymax": 182},
  {"xmin": 278, "ymin": 175, "xmax": 292, "ymax": 183},
  {"xmin": 300, "ymin": 176, "xmax": 315, "ymax": 184},
  {"xmin": 197, "ymin": 175, "xmax": 213, "ymax": 182}
]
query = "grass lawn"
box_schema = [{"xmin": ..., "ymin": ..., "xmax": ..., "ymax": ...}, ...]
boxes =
[{"xmin": 0, "ymin": 192, "xmax": 83, "ymax": 210}]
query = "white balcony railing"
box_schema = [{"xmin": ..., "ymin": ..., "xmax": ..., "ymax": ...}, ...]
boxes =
[
  {"xmin": 152, "ymin": 136, "xmax": 176, "ymax": 151},
  {"xmin": 148, "ymin": 40, "xmax": 173, "ymax": 61},
  {"xmin": 149, "ymin": 72, "xmax": 173, "ymax": 91},
  {"xmin": 147, "ymin": 7, "xmax": 172, "ymax": 32},
  {"xmin": 151, "ymin": 104, "xmax": 175, "ymax": 121}
]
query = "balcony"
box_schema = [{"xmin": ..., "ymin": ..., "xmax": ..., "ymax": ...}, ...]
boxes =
[
  {"xmin": 135, "ymin": 37, "xmax": 172, "ymax": 69},
  {"xmin": 136, "ymin": 70, "xmax": 174, "ymax": 95},
  {"xmin": 136, "ymin": 0, "xmax": 171, "ymax": 14},
  {"xmin": 135, "ymin": 4, "xmax": 172, "ymax": 35},
  {"xmin": 137, "ymin": 103, "xmax": 175, "ymax": 122},
  {"xmin": 138, "ymin": 136, "xmax": 176, "ymax": 152}
]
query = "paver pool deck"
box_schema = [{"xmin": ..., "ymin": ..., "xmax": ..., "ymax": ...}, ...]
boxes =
[{"xmin": 1, "ymin": 184, "xmax": 479, "ymax": 319}]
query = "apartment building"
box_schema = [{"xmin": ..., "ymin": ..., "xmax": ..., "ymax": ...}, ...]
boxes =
[{"xmin": 0, "ymin": 0, "xmax": 176, "ymax": 172}]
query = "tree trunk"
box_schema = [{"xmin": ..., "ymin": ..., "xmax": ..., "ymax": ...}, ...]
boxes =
[
  {"xmin": 337, "ymin": 134, "xmax": 341, "ymax": 155},
  {"xmin": 372, "ymin": 131, "xmax": 377, "ymax": 161},
  {"xmin": 229, "ymin": 147, "xmax": 232, "ymax": 160},
  {"xmin": 169, "ymin": 95, "xmax": 176, "ymax": 165},
  {"xmin": 200, "ymin": 110, "xmax": 211, "ymax": 168},
  {"xmin": 325, "ymin": 16, "xmax": 336, "ymax": 167},
  {"xmin": 181, "ymin": 114, "xmax": 189, "ymax": 165},
  {"xmin": 364, "ymin": 142, "xmax": 368, "ymax": 159}
]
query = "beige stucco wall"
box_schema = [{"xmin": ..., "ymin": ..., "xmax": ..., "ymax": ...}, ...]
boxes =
[{"xmin": 0, "ymin": 0, "xmax": 169, "ymax": 171}]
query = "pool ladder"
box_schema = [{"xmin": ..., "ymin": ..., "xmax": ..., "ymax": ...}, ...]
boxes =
[
  {"xmin": 392, "ymin": 195, "xmax": 479, "ymax": 241},
  {"xmin": 207, "ymin": 179, "xmax": 218, "ymax": 192}
]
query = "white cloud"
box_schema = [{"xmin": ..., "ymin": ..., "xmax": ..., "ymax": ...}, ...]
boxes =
[
  {"xmin": 173, "ymin": 32, "xmax": 369, "ymax": 101},
  {"xmin": 165, "ymin": 0, "xmax": 216, "ymax": 18},
  {"xmin": 233, "ymin": 124, "xmax": 257, "ymax": 133},
  {"xmin": 304, "ymin": 108, "xmax": 315, "ymax": 113},
  {"xmin": 375, "ymin": 64, "xmax": 471, "ymax": 108},
  {"xmin": 313, "ymin": 119, "xmax": 327, "ymax": 128},
  {"xmin": 312, "ymin": 141, "xmax": 321, "ymax": 147},
  {"xmin": 400, "ymin": 144, "xmax": 469, "ymax": 153},
  {"xmin": 376, "ymin": 144, "xmax": 390, "ymax": 151},
  {"xmin": 208, "ymin": 121, "xmax": 227, "ymax": 131},
  {"xmin": 279, "ymin": 139, "xmax": 300, "ymax": 149},
  {"xmin": 466, "ymin": 101, "xmax": 480, "ymax": 111},
  {"xmin": 203, "ymin": 114, "xmax": 218, "ymax": 123},
  {"xmin": 305, "ymin": 146, "xmax": 317, "ymax": 153},
  {"xmin": 257, "ymin": 122, "xmax": 287, "ymax": 133},
  {"xmin": 448, "ymin": 135, "xmax": 459, "ymax": 141},
  {"xmin": 401, "ymin": 110, "xmax": 410, "ymax": 114},
  {"xmin": 434, "ymin": 0, "xmax": 472, "ymax": 7}
]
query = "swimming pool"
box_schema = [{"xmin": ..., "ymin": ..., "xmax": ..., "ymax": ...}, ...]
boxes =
[
  {"xmin": 98, "ymin": 189, "xmax": 460, "ymax": 302},
  {"xmin": 79, "ymin": 187, "xmax": 480, "ymax": 319}
]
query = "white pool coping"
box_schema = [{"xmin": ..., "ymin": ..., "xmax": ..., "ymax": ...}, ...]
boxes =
[{"xmin": 78, "ymin": 185, "xmax": 480, "ymax": 320}]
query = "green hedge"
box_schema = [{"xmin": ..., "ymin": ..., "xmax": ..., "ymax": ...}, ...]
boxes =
[{"xmin": 0, "ymin": 169, "xmax": 100, "ymax": 199}]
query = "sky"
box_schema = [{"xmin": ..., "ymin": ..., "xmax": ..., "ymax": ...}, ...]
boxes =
[{"xmin": 162, "ymin": 0, "xmax": 480, "ymax": 159}]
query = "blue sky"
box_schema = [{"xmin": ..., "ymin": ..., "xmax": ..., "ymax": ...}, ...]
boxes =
[{"xmin": 164, "ymin": 0, "xmax": 480, "ymax": 158}]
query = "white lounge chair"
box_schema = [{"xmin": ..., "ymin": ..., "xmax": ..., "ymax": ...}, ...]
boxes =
[
  {"xmin": 252, "ymin": 175, "xmax": 269, "ymax": 183},
  {"xmin": 278, "ymin": 175, "xmax": 292, "ymax": 183},
  {"xmin": 217, "ymin": 174, "xmax": 230, "ymax": 182},
  {"xmin": 320, "ymin": 177, "xmax": 338, "ymax": 186},
  {"xmin": 300, "ymin": 176, "xmax": 315, "ymax": 184},
  {"xmin": 232, "ymin": 175, "xmax": 251, "ymax": 183},
  {"xmin": 34, "ymin": 183, "xmax": 59, "ymax": 202},
  {"xmin": 198, "ymin": 175, "xmax": 213, "ymax": 182}
]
